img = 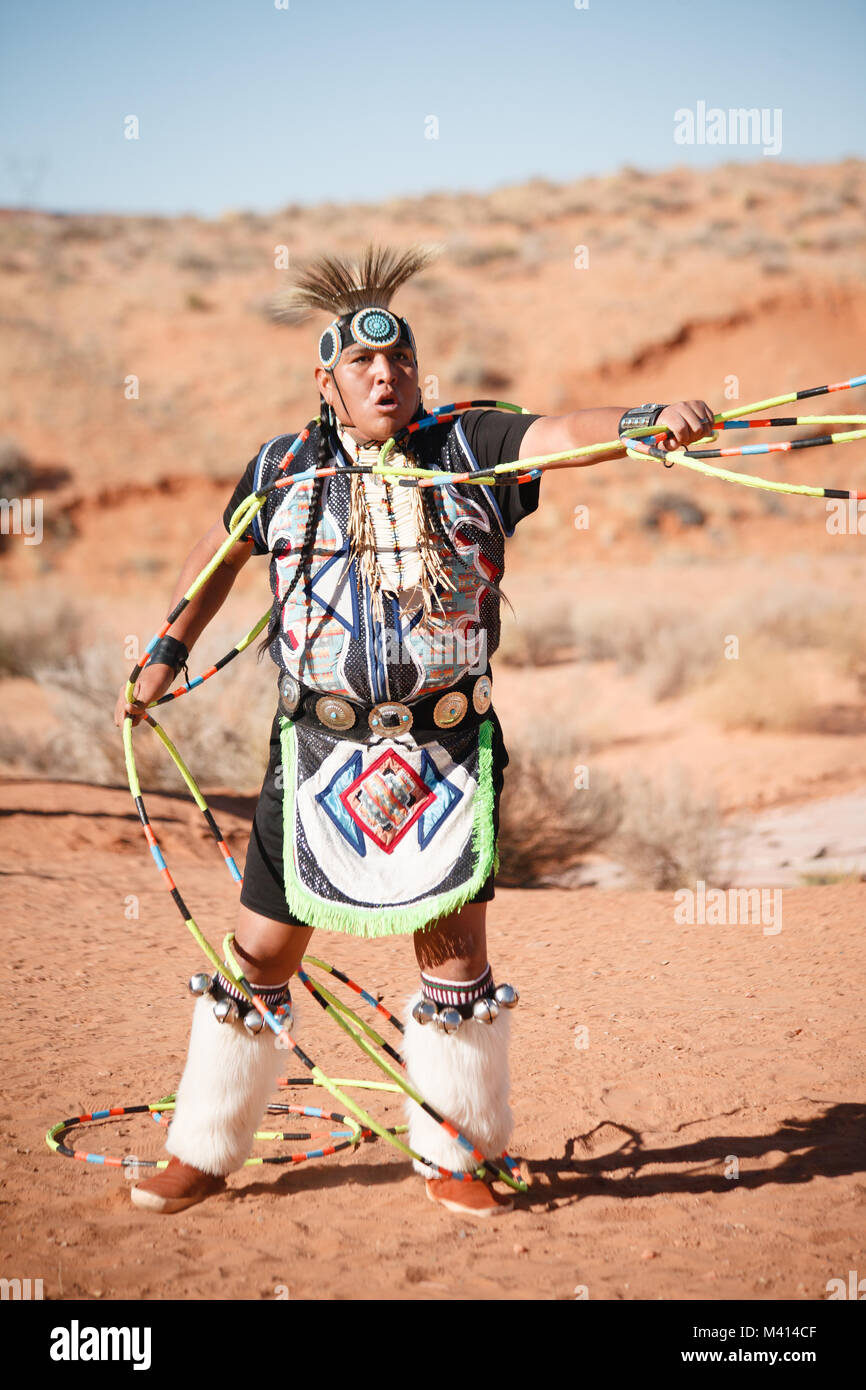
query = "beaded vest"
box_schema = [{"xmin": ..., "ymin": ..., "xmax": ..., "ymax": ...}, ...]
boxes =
[{"xmin": 252, "ymin": 419, "xmax": 510, "ymax": 703}]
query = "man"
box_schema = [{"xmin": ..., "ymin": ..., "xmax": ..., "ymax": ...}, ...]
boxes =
[{"xmin": 115, "ymin": 244, "xmax": 713, "ymax": 1217}]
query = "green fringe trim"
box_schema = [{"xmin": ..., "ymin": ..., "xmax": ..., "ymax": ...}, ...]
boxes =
[{"xmin": 279, "ymin": 716, "xmax": 497, "ymax": 938}]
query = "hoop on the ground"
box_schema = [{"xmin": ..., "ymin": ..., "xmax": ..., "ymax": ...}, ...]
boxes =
[{"xmin": 46, "ymin": 1092, "xmax": 386, "ymax": 1170}]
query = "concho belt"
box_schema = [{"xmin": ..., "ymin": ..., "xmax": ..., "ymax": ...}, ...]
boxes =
[{"xmin": 277, "ymin": 671, "xmax": 493, "ymax": 743}]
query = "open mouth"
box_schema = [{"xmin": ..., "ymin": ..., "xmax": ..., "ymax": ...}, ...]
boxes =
[{"xmin": 375, "ymin": 395, "xmax": 400, "ymax": 411}]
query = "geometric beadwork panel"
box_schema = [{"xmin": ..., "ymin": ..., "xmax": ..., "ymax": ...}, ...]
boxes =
[
  {"xmin": 417, "ymin": 748, "xmax": 463, "ymax": 849},
  {"xmin": 340, "ymin": 748, "xmax": 435, "ymax": 854},
  {"xmin": 314, "ymin": 750, "xmax": 366, "ymax": 856}
]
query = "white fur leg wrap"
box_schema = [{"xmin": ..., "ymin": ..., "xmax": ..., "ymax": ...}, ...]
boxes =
[
  {"xmin": 402, "ymin": 989, "xmax": 513, "ymax": 1178},
  {"xmin": 165, "ymin": 994, "xmax": 288, "ymax": 1176}
]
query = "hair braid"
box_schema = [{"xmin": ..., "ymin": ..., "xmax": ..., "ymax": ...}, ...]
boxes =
[{"xmin": 256, "ymin": 411, "xmax": 330, "ymax": 661}]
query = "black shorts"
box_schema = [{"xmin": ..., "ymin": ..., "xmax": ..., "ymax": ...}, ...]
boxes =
[{"xmin": 239, "ymin": 708, "xmax": 509, "ymax": 928}]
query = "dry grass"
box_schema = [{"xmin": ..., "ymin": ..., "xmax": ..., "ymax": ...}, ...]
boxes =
[
  {"xmin": 496, "ymin": 731, "xmax": 735, "ymax": 890},
  {"xmin": 640, "ymin": 616, "xmax": 727, "ymax": 702},
  {"xmin": 448, "ymin": 239, "xmax": 520, "ymax": 268},
  {"xmin": 692, "ymin": 587, "xmax": 862, "ymax": 732},
  {"xmin": 499, "ymin": 584, "xmax": 863, "ymax": 718},
  {"xmin": 570, "ymin": 597, "xmax": 729, "ymax": 700},
  {"xmin": 499, "ymin": 590, "xmax": 727, "ymax": 698},
  {"xmin": 740, "ymin": 589, "xmax": 863, "ymax": 685}
]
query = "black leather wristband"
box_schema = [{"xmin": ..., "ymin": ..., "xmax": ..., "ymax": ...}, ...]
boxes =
[
  {"xmin": 148, "ymin": 635, "xmax": 189, "ymax": 678},
  {"xmin": 618, "ymin": 403, "xmax": 667, "ymax": 435}
]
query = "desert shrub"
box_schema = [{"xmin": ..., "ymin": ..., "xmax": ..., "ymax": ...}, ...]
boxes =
[
  {"xmin": 639, "ymin": 615, "xmax": 727, "ymax": 702},
  {"xmin": 496, "ymin": 602, "xmax": 575, "ymax": 667},
  {"xmin": 175, "ymin": 248, "xmax": 218, "ymax": 274},
  {"xmin": 695, "ymin": 641, "xmax": 819, "ymax": 733},
  {"xmin": 568, "ymin": 599, "xmax": 724, "ymax": 699},
  {"xmin": 612, "ymin": 765, "xmax": 729, "ymax": 890},
  {"xmin": 0, "ymin": 607, "xmax": 85, "ymax": 678},
  {"xmin": 0, "ymin": 437, "xmax": 34, "ymax": 496},
  {"xmin": 500, "ymin": 582, "xmax": 861, "ymax": 703},
  {"xmin": 569, "ymin": 598, "xmax": 647, "ymax": 668},
  {"xmin": 496, "ymin": 727, "xmax": 623, "ymax": 886},
  {"xmin": 26, "ymin": 634, "xmax": 277, "ymax": 792},
  {"xmin": 742, "ymin": 588, "xmax": 858, "ymax": 656},
  {"xmin": 185, "ymin": 291, "xmax": 213, "ymax": 312},
  {"xmin": 640, "ymin": 491, "xmax": 707, "ymax": 530},
  {"xmin": 448, "ymin": 240, "xmax": 519, "ymax": 268},
  {"xmin": 55, "ymin": 217, "xmax": 113, "ymax": 242}
]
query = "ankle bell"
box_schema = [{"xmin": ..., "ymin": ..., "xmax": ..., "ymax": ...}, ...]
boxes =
[
  {"xmin": 412, "ymin": 978, "xmax": 520, "ymax": 1031},
  {"xmin": 187, "ymin": 968, "xmax": 293, "ymax": 1032}
]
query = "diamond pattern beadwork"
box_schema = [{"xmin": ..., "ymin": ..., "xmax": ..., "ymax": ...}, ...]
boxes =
[{"xmin": 339, "ymin": 749, "xmax": 435, "ymax": 853}]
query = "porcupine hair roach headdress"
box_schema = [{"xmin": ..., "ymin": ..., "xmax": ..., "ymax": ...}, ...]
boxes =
[{"xmin": 276, "ymin": 241, "xmax": 439, "ymax": 323}]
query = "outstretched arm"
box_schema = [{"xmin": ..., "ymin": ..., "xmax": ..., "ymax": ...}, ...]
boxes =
[{"xmin": 518, "ymin": 400, "xmax": 715, "ymax": 470}]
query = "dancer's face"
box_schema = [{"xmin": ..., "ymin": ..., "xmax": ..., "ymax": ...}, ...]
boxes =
[{"xmin": 315, "ymin": 341, "xmax": 420, "ymax": 443}]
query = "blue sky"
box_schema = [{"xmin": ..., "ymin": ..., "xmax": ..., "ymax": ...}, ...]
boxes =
[{"xmin": 2, "ymin": 0, "xmax": 864, "ymax": 216}]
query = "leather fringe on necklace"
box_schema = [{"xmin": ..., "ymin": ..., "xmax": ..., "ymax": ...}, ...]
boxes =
[{"xmin": 339, "ymin": 423, "xmax": 456, "ymax": 626}]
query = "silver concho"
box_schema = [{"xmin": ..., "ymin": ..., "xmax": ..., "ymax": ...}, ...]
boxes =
[
  {"xmin": 315, "ymin": 695, "xmax": 356, "ymax": 731},
  {"xmin": 278, "ymin": 673, "xmax": 301, "ymax": 717},
  {"xmin": 433, "ymin": 691, "xmax": 468, "ymax": 729},
  {"xmin": 472, "ymin": 675, "xmax": 492, "ymax": 714},
  {"xmin": 368, "ymin": 701, "xmax": 413, "ymax": 734}
]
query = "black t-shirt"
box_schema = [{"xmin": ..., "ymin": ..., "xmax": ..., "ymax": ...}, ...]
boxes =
[{"xmin": 221, "ymin": 408, "xmax": 543, "ymax": 554}]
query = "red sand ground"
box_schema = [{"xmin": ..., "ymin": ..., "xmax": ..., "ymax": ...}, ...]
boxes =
[{"xmin": 1, "ymin": 779, "xmax": 864, "ymax": 1302}]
